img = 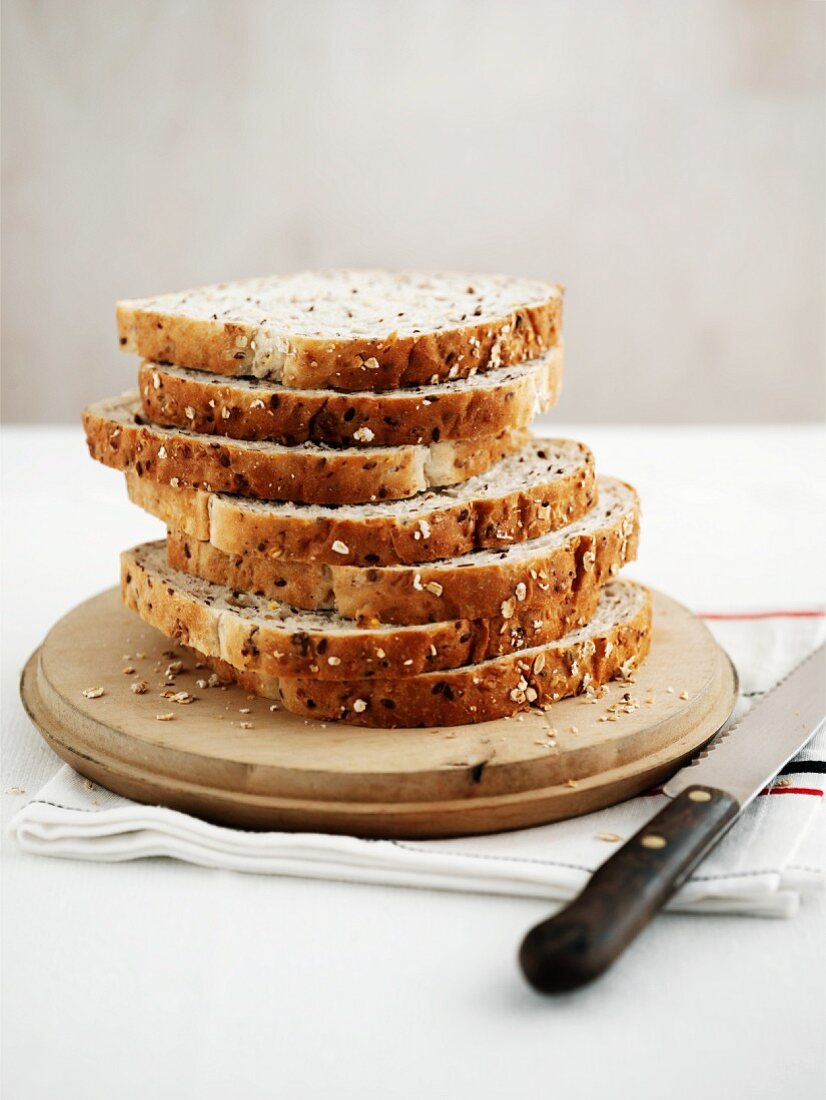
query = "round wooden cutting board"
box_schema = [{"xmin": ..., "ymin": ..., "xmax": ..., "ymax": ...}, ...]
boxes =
[{"xmin": 20, "ymin": 587, "xmax": 737, "ymax": 839}]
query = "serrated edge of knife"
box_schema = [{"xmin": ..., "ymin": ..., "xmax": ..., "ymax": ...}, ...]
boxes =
[{"xmin": 674, "ymin": 642, "xmax": 825, "ymax": 774}]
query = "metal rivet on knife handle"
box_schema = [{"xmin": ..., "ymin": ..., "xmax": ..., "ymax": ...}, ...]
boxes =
[
  {"xmin": 640, "ymin": 834, "xmax": 667, "ymax": 849},
  {"xmin": 688, "ymin": 789, "xmax": 712, "ymax": 802}
]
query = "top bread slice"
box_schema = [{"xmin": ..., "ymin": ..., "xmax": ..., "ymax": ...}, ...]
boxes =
[
  {"xmin": 125, "ymin": 437, "xmax": 597, "ymax": 566},
  {"xmin": 84, "ymin": 394, "xmax": 527, "ymax": 506},
  {"xmin": 137, "ymin": 346, "xmax": 563, "ymax": 447},
  {"xmin": 117, "ymin": 270, "xmax": 563, "ymax": 391}
]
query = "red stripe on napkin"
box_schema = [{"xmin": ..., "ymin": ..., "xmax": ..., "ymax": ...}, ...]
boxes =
[
  {"xmin": 699, "ymin": 610, "xmax": 825, "ymax": 621},
  {"xmin": 764, "ymin": 787, "xmax": 823, "ymax": 797}
]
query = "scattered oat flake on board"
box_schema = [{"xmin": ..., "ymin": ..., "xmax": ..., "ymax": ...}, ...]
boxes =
[
  {"xmin": 566, "ymin": 779, "xmax": 579, "ymax": 789},
  {"xmin": 131, "ymin": 680, "xmax": 149, "ymax": 694},
  {"xmin": 84, "ymin": 780, "xmax": 96, "ymax": 791},
  {"xmin": 155, "ymin": 713, "xmax": 175, "ymax": 722},
  {"xmin": 597, "ymin": 832, "xmax": 623, "ymax": 843},
  {"xmin": 239, "ymin": 721, "xmax": 254, "ymax": 730},
  {"xmin": 6, "ymin": 787, "xmax": 26, "ymax": 795},
  {"xmin": 82, "ymin": 687, "xmax": 105, "ymax": 699}
]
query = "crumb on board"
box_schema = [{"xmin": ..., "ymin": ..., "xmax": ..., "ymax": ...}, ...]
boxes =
[{"xmin": 82, "ymin": 687, "xmax": 105, "ymax": 699}]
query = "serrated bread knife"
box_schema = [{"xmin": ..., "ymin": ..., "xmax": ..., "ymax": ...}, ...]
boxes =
[{"xmin": 519, "ymin": 644, "xmax": 825, "ymax": 993}]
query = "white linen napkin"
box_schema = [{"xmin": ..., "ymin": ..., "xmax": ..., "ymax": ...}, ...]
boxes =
[{"xmin": 9, "ymin": 611, "xmax": 825, "ymax": 917}]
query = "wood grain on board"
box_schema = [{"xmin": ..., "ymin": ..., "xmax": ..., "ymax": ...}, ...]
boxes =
[{"xmin": 20, "ymin": 587, "xmax": 737, "ymax": 839}]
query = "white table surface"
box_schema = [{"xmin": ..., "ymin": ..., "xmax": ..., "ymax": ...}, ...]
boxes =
[{"xmin": 2, "ymin": 421, "xmax": 824, "ymax": 1100}]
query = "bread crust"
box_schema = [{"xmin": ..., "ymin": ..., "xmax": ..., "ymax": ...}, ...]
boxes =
[
  {"xmin": 199, "ymin": 583, "xmax": 653, "ymax": 727},
  {"xmin": 137, "ymin": 349, "xmax": 563, "ymax": 446},
  {"xmin": 121, "ymin": 541, "xmax": 602, "ymax": 682},
  {"xmin": 125, "ymin": 438, "xmax": 598, "ymax": 566},
  {"xmin": 165, "ymin": 478, "xmax": 638, "ymax": 625},
  {"xmin": 128, "ymin": 477, "xmax": 212, "ymax": 540},
  {"xmin": 85, "ymin": 394, "xmax": 527, "ymax": 506},
  {"xmin": 117, "ymin": 275, "xmax": 563, "ymax": 391}
]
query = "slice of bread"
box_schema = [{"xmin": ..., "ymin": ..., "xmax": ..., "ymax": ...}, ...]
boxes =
[
  {"xmin": 198, "ymin": 582, "xmax": 652, "ymax": 727},
  {"xmin": 165, "ymin": 477, "xmax": 638, "ymax": 625},
  {"xmin": 138, "ymin": 346, "xmax": 563, "ymax": 447},
  {"xmin": 85, "ymin": 394, "xmax": 528, "ymax": 505},
  {"xmin": 126, "ymin": 438, "xmax": 597, "ymax": 566},
  {"xmin": 122, "ymin": 541, "xmax": 603, "ymax": 682},
  {"xmin": 117, "ymin": 270, "xmax": 563, "ymax": 390}
]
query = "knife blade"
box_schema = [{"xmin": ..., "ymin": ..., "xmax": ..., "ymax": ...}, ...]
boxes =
[{"xmin": 519, "ymin": 643, "xmax": 825, "ymax": 994}]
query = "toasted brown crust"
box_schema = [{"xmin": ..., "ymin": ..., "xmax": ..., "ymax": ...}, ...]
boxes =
[
  {"xmin": 121, "ymin": 541, "xmax": 602, "ymax": 681},
  {"xmin": 137, "ymin": 349, "xmax": 563, "ymax": 446},
  {"xmin": 199, "ymin": 584, "xmax": 653, "ymax": 727},
  {"xmin": 84, "ymin": 394, "xmax": 528, "ymax": 506},
  {"xmin": 165, "ymin": 480, "xmax": 637, "ymax": 625},
  {"xmin": 166, "ymin": 525, "xmax": 614, "ymax": 629},
  {"xmin": 117, "ymin": 286, "xmax": 563, "ymax": 391},
  {"xmin": 125, "ymin": 438, "xmax": 598, "ymax": 566}
]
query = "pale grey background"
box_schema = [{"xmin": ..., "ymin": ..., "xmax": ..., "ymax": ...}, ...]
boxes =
[{"xmin": 2, "ymin": 0, "xmax": 823, "ymax": 423}]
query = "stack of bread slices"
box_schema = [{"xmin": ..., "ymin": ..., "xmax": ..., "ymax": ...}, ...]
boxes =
[{"xmin": 83, "ymin": 271, "xmax": 651, "ymax": 728}]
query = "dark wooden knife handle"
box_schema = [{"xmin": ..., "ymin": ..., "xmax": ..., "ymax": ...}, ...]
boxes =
[{"xmin": 519, "ymin": 786, "xmax": 740, "ymax": 993}]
